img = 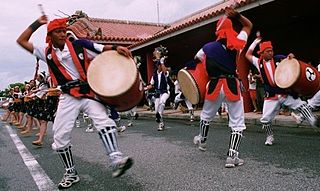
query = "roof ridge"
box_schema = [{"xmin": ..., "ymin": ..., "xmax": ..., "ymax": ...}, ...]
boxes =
[
  {"xmin": 169, "ymin": 1, "xmax": 224, "ymax": 24},
  {"xmin": 88, "ymin": 17, "xmax": 168, "ymax": 27}
]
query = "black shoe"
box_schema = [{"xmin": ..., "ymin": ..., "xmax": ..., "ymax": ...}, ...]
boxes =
[{"xmin": 155, "ymin": 112, "xmax": 161, "ymax": 123}]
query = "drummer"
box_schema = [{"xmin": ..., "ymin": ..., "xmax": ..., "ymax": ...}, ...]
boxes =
[
  {"xmin": 192, "ymin": 7, "xmax": 252, "ymax": 168},
  {"xmin": 145, "ymin": 46, "xmax": 170, "ymax": 131},
  {"xmin": 245, "ymin": 37, "xmax": 318, "ymax": 146},
  {"xmin": 17, "ymin": 16, "xmax": 133, "ymax": 189}
]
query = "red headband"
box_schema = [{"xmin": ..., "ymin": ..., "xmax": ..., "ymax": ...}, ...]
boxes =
[
  {"xmin": 258, "ymin": 41, "xmax": 273, "ymax": 54},
  {"xmin": 46, "ymin": 18, "xmax": 68, "ymax": 44},
  {"xmin": 47, "ymin": 18, "xmax": 68, "ymax": 34}
]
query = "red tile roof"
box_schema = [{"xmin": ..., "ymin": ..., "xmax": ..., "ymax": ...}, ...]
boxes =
[
  {"xmin": 68, "ymin": 0, "xmax": 256, "ymax": 46},
  {"xmin": 68, "ymin": 17, "xmax": 167, "ymax": 44}
]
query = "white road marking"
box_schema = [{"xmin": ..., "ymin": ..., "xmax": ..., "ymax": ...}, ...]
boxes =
[{"xmin": 5, "ymin": 124, "xmax": 58, "ymax": 191}]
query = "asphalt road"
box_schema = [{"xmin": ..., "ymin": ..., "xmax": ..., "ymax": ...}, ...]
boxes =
[{"xmin": 1, "ymin": 110, "xmax": 320, "ymax": 191}]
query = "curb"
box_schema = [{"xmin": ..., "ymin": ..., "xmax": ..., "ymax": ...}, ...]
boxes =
[{"xmin": 130, "ymin": 108, "xmax": 312, "ymax": 129}]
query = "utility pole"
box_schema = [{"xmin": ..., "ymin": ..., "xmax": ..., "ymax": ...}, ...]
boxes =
[{"xmin": 157, "ymin": 0, "xmax": 160, "ymax": 25}]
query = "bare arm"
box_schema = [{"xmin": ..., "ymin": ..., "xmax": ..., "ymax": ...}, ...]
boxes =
[
  {"xmin": 225, "ymin": 7, "xmax": 252, "ymax": 36},
  {"xmin": 102, "ymin": 45, "xmax": 133, "ymax": 58},
  {"xmin": 159, "ymin": 57, "xmax": 168, "ymax": 73},
  {"xmin": 245, "ymin": 38, "xmax": 261, "ymax": 63},
  {"xmin": 287, "ymin": 53, "xmax": 295, "ymax": 59},
  {"xmin": 16, "ymin": 15, "xmax": 48, "ymax": 54},
  {"xmin": 144, "ymin": 84, "xmax": 154, "ymax": 91}
]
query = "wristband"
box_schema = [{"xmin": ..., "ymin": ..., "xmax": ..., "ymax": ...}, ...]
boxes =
[
  {"xmin": 29, "ymin": 20, "xmax": 42, "ymax": 32},
  {"xmin": 111, "ymin": 45, "xmax": 118, "ymax": 50},
  {"xmin": 234, "ymin": 12, "xmax": 241, "ymax": 19}
]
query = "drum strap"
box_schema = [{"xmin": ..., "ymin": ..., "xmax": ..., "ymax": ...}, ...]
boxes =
[
  {"xmin": 46, "ymin": 41, "xmax": 95, "ymax": 98},
  {"xmin": 258, "ymin": 59, "xmax": 276, "ymax": 87},
  {"xmin": 258, "ymin": 56, "xmax": 286, "ymax": 88}
]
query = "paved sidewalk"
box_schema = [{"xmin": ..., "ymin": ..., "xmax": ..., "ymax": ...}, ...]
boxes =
[{"xmin": 134, "ymin": 107, "xmax": 318, "ymax": 128}]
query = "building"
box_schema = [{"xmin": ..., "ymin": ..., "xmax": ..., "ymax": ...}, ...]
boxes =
[{"xmin": 68, "ymin": 0, "xmax": 320, "ymax": 112}]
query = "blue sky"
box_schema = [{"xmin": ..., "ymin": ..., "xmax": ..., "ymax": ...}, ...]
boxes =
[{"xmin": 0, "ymin": 0, "xmax": 222, "ymax": 90}]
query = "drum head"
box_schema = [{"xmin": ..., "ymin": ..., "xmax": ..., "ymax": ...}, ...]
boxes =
[
  {"xmin": 177, "ymin": 69, "xmax": 200, "ymax": 105},
  {"xmin": 275, "ymin": 58, "xmax": 300, "ymax": 89},
  {"xmin": 88, "ymin": 51, "xmax": 137, "ymax": 97}
]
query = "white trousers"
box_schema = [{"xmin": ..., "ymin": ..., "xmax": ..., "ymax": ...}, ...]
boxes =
[
  {"xmin": 260, "ymin": 95, "xmax": 305, "ymax": 123},
  {"xmin": 200, "ymin": 87, "xmax": 246, "ymax": 131},
  {"xmin": 174, "ymin": 92, "xmax": 193, "ymax": 110},
  {"xmin": 52, "ymin": 94, "xmax": 116, "ymax": 150},
  {"xmin": 155, "ymin": 92, "xmax": 170, "ymax": 116},
  {"xmin": 308, "ymin": 89, "xmax": 320, "ymax": 109}
]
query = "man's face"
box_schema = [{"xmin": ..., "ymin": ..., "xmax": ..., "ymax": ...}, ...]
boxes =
[
  {"xmin": 262, "ymin": 48, "xmax": 274, "ymax": 61},
  {"xmin": 51, "ymin": 28, "xmax": 67, "ymax": 48},
  {"xmin": 29, "ymin": 81, "xmax": 35, "ymax": 87},
  {"xmin": 153, "ymin": 49, "xmax": 161, "ymax": 59}
]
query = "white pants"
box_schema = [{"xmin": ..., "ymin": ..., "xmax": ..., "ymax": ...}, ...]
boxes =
[
  {"xmin": 308, "ymin": 89, "xmax": 320, "ymax": 109},
  {"xmin": 52, "ymin": 94, "xmax": 115, "ymax": 150},
  {"xmin": 126, "ymin": 106, "xmax": 137, "ymax": 116},
  {"xmin": 155, "ymin": 92, "xmax": 170, "ymax": 116},
  {"xmin": 174, "ymin": 92, "xmax": 193, "ymax": 110},
  {"xmin": 260, "ymin": 95, "xmax": 305, "ymax": 123},
  {"xmin": 200, "ymin": 87, "xmax": 246, "ymax": 131}
]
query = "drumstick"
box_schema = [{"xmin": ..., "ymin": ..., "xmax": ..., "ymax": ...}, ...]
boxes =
[
  {"xmin": 38, "ymin": 4, "xmax": 45, "ymax": 15},
  {"xmin": 256, "ymin": 30, "xmax": 261, "ymax": 38},
  {"xmin": 216, "ymin": 0, "xmax": 237, "ymax": 31},
  {"xmin": 38, "ymin": 4, "xmax": 48, "ymax": 26}
]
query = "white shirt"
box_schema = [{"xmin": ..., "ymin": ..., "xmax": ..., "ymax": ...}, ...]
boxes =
[
  {"xmin": 174, "ymin": 80, "xmax": 181, "ymax": 94},
  {"xmin": 35, "ymin": 83, "xmax": 49, "ymax": 99},
  {"xmin": 13, "ymin": 92, "xmax": 23, "ymax": 99},
  {"xmin": 33, "ymin": 43, "xmax": 104, "ymax": 80},
  {"xmin": 247, "ymin": 74, "xmax": 256, "ymax": 90}
]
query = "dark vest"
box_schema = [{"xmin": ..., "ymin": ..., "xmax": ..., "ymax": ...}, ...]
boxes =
[
  {"xmin": 203, "ymin": 40, "xmax": 237, "ymax": 77},
  {"xmin": 259, "ymin": 55, "xmax": 287, "ymax": 95},
  {"xmin": 203, "ymin": 40, "xmax": 238, "ymax": 95},
  {"xmin": 153, "ymin": 72, "xmax": 168, "ymax": 94}
]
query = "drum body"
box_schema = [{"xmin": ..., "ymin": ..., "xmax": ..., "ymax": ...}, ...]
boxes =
[
  {"xmin": 177, "ymin": 62, "xmax": 209, "ymax": 104},
  {"xmin": 275, "ymin": 58, "xmax": 320, "ymax": 97},
  {"xmin": 87, "ymin": 51, "xmax": 144, "ymax": 111},
  {"xmin": 24, "ymin": 97, "xmax": 32, "ymax": 102},
  {"xmin": 47, "ymin": 88, "xmax": 61, "ymax": 97}
]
